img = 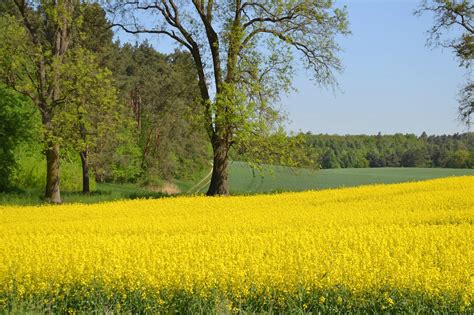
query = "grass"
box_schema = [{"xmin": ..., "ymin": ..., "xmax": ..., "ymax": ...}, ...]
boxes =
[
  {"xmin": 0, "ymin": 183, "xmax": 167, "ymax": 206},
  {"xmin": 2, "ymin": 163, "xmax": 474, "ymax": 204},
  {"xmin": 225, "ymin": 161, "xmax": 474, "ymax": 194}
]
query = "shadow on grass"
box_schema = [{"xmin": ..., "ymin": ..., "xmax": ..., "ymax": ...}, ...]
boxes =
[
  {"xmin": 0, "ymin": 185, "xmax": 172, "ymax": 206},
  {"xmin": 127, "ymin": 191, "xmax": 168, "ymax": 200},
  {"xmin": 63, "ymin": 190, "xmax": 112, "ymax": 196}
]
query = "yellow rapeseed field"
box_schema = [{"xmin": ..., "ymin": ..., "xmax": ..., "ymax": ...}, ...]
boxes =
[{"xmin": 0, "ymin": 176, "xmax": 473, "ymax": 313}]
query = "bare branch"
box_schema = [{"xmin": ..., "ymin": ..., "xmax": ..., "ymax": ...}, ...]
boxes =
[{"xmin": 111, "ymin": 23, "xmax": 191, "ymax": 49}]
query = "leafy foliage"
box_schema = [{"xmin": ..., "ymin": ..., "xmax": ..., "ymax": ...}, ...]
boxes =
[
  {"xmin": 234, "ymin": 130, "xmax": 319, "ymax": 170},
  {"xmin": 0, "ymin": 85, "xmax": 38, "ymax": 191},
  {"xmin": 417, "ymin": 0, "xmax": 474, "ymax": 126},
  {"xmin": 417, "ymin": 0, "xmax": 473, "ymax": 67},
  {"xmin": 13, "ymin": 144, "xmax": 97, "ymax": 192},
  {"xmin": 459, "ymin": 81, "xmax": 474, "ymax": 127},
  {"xmin": 110, "ymin": 0, "xmax": 350, "ymax": 194},
  {"xmin": 0, "ymin": 0, "xmax": 92, "ymax": 202},
  {"xmin": 296, "ymin": 132, "xmax": 474, "ymax": 169},
  {"xmin": 107, "ymin": 42, "xmax": 209, "ymax": 182}
]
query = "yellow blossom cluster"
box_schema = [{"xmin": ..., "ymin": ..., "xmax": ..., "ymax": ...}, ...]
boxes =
[{"xmin": 0, "ymin": 176, "xmax": 473, "ymax": 312}]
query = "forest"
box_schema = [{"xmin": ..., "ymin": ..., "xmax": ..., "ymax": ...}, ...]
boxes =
[
  {"xmin": 0, "ymin": 3, "xmax": 211, "ymax": 195},
  {"xmin": 299, "ymin": 132, "xmax": 474, "ymax": 169}
]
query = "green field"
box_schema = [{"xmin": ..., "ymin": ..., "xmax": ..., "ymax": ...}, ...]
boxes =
[
  {"xmin": 224, "ymin": 162, "xmax": 474, "ymax": 194},
  {"xmin": 2, "ymin": 164, "xmax": 474, "ymax": 205},
  {"xmin": 0, "ymin": 183, "xmax": 174, "ymax": 206}
]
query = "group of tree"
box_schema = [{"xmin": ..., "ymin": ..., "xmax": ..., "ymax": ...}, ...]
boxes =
[
  {"xmin": 110, "ymin": 0, "xmax": 349, "ymax": 195},
  {"xmin": 0, "ymin": 0, "xmax": 349, "ymax": 200},
  {"xmin": 0, "ymin": 1, "xmax": 210, "ymax": 199},
  {"xmin": 289, "ymin": 132, "xmax": 474, "ymax": 169}
]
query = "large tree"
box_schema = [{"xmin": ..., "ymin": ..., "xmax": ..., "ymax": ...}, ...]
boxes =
[
  {"xmin": 75, "ymin": 3, "xmax": 207, "ymax": 185},
  {"xmin": 111, "ymin": 0, "xmax": 349, "ymax": 195},
  {"xmin": 55, "ymin": 48, "xmax": 120, "ymax": 193},
  {"xmin": 0, "ymin": 0, "xmax": 80, "ymax": 203},
  {"xmin": 417, "ymin": 0, "xmax": 474, "ymax": 127}
]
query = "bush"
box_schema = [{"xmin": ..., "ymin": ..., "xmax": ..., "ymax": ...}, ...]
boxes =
[
  {"xmin": 0, "ymin": 85, "xmax": 36, "ymax": 191},
  {"xmin": 13, "ymin": 144, "xmax": 96, "ymax": 192}
]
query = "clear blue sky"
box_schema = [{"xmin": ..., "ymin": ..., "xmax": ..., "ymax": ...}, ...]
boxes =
[{"xmin": 116, "ymin": 0, "xmax": 468, "ymax": 135}]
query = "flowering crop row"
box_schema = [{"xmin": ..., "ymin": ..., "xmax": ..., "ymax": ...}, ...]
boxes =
[{"xmin": 0, "ymin": 177, "xmax": 473, "ymax": 313}]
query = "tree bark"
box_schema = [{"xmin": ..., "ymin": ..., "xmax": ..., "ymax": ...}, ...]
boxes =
[
  {"xmin": 207, "ymin": 139, "xmax": 230, "ymax": 196},
  {"xmin": 79, "ymin": 150, "xmax": 90, "ymax": 194},
  {"xmin": 45, "ymin": 143, "xmax": 61, "ymax": 203}
]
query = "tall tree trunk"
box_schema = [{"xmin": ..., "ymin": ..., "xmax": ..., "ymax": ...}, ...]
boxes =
[
  {"xmin": 45, "ymin": 143, "xmax": 61, "ymax": 203},
  {"xmin": 207, "ymin": 139, "xmax": 230, "ymax": 196},
  {"xmin": 79, "ymin": 150, "xmax": 90, "ymax": 194}
]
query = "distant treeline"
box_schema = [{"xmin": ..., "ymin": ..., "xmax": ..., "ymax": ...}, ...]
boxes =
[{"xmin": 300, "ymin": 132, "xmax": 474, "ymax": 169}]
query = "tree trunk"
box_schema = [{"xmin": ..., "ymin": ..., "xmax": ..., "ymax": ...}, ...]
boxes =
[
  {"xmin": 79, "ymin": 150, "xmax": 90, "ymax": 194},
  {"xmin": 45, "ymin": 143, "xmax": 61, "ymax": 203},
  {"xmin": 207, "ymin": 139, "xmax": 230, "ymax": 196}
]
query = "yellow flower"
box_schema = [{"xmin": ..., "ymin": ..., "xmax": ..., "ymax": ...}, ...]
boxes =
[{"xmin": 0, "ymin": 176, "xmax": 472, "ymax": 309}]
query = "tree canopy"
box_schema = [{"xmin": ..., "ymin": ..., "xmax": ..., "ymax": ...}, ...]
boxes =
[
  {"xmin": 417, "ymin": 0, "xmax": 474, "ymax": 127},
  {"xmin": 0, "ymin": 85, "xmax": 37, "ymax": 191},
  {"xmin": 111, "ymin": 0, "xmax": 349, "ymax": 195},
  {"xmin": 289, "ymin": 132, "xmax": 474, "ymax": 169}
]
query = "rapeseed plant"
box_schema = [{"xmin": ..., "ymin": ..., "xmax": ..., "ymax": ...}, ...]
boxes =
[{"xmin": 0, "ymin": 177, "xmax": 473, "ymax": 313}]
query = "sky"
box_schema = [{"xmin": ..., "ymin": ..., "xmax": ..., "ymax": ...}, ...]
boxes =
[{"xmin": 115, "ymin": 0, "xmax": 469, "ymax": 136}]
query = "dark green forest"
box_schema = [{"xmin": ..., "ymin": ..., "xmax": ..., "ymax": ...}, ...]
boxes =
[
  {"xmin": 0, "ymin": 3, "xmax": 210, "ymax": 196},
  {"xmin": 297, "ymin": 132, "xmax": 474, "ymax": 169},
  {"xmin": 0, "ymin": 40, "xmax": 211, "ymax": 190}
]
